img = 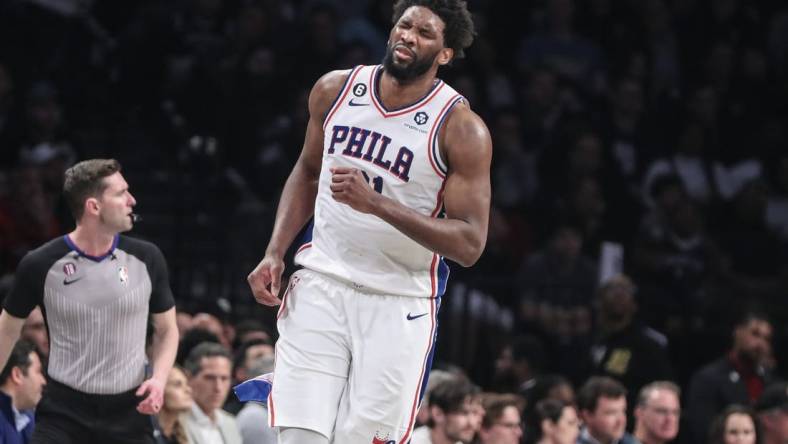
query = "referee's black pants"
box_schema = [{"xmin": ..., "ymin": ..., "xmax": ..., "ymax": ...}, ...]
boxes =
[{"xmin": 31, "ymin": 378, "xmax": 154, "ymax": 444}]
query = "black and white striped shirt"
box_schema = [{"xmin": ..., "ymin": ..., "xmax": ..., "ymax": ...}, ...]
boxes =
[{"xmin": 4, "ymin": 235, "xmax": 175, "ymax": 394}]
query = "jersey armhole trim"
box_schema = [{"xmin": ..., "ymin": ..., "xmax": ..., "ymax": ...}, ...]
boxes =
[
  {"xmin": 427, "ymin": 94, "xmax": 464, "ymax": 178},
  {"xmin": 322, "ymin": 65, "xmax": 364, "ymax": 131}
]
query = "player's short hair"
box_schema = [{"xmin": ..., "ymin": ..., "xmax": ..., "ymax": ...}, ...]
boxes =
[
  {"xmin": 392, "ymin": 0, "xmax": 476, "ymax": 59},
  {"xmin": 184, "ymin": 342, "xmax": 232, "ymax": 376},
  {"xmin": 63, "ymin": 158, "xmax": 121, "ymax": 221},
  {"xmin": 577, "ymin": 376, "xmax": 627, "ymax": 413},
  {"xmin": 0, "ymin": 340, "xmax": 37, "ymax": 384}
]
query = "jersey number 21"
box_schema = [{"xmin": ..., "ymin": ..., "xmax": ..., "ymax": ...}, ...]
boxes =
[{"xmin": 361, "ymin": 171, "xmax": 383, "ymax": 194}]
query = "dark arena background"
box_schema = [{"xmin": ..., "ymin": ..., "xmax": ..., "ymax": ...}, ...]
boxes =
[{"xmin": 1, "ymin": 1, "xmax": 787, "ymax": 443}]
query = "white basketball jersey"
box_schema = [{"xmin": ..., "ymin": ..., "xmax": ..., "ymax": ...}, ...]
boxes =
[{"xmin": 295, "ymin": 65, "xmax": 465, "ymax": 298}]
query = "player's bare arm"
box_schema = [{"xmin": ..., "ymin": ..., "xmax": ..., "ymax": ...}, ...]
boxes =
[
  {"xmin": 330, "ymin": 103, "xmax": 492, "ymax": 267},
  {"xmin": 247, "ymin": 69, "xmax": 350, "ymax": 305}
]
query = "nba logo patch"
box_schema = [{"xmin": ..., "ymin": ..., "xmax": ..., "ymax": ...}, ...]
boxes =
[
  {"xmin": 63, "ymin": 262, "xmax": 77, "ymax": 276},
  {"xmin": 118, "ymin": 266, "xmax": 129, "ymax": 285}
]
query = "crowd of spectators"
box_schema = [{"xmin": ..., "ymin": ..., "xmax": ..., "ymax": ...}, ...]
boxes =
[{"xmin": 1, "ymin": 0, "xmax": 788, "ymax": 443}]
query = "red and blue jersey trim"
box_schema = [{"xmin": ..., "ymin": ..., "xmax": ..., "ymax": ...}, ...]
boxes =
[
  {"xmin": 322, "ymin": 65, "xmax": 364, "ymax": 132},
  {"xmin": 430, "ymin": 254, "xmax": 449, "ymax": 298},
  {"xmin": 399, "ymin": 295, "xmax": 440, "ymax": 444},
  {"xmin": 396, "ymin": 251, "xmax": 447, "ymax": 444},
  {"xmin": 370, "ymin": 65, "xmax": 445, "ymax": 118},
  {"xmin": 294, "ymin": 220, "xmax": 314, "ymax": 257},
  {"xmin": 426, "ymin": 94, "xmax": 464, "ymax": 178}
]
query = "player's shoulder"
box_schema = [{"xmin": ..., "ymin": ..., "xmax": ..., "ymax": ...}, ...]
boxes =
[
  {"xmin": 18, "ymin": 237, "xmax": 70, "ymax": 272},
  {"xmin": 313, "ymin": 68, "xmax": 352, "ymax": 100},
  {"xmin": 310, "ymin": 66, "xmax": 368, "ymax": 112},
  {"xmin": 445, "ymin": 99, "xmax": 487, "ymax": 133},
  {"xmin": 316, "ymin": 68, "xmax": 356, "ymax": 89},
  {"xmin": 441, "ymin": 98, "xmax": 491, "ymax": 150}
]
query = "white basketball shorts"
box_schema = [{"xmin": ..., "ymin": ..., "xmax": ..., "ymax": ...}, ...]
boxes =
[{"xmin": 268, "ymin": 268, "xmax": 440, "ymax": 444}]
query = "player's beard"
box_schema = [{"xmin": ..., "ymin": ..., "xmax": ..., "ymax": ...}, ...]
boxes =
[{"xmin": 382, "ymin": 43, "xmax": 438, "ymax": 82}]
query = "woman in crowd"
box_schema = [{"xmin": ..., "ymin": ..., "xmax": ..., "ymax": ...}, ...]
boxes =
[
  {"xmin": 529, "ymin": 398, "xmax": 580, "ymax": 444},
  {"xmin": 708, "ymin": 405, "xmax": 760, "ymax": 444},
  {"xmin": 155, "ymin": 366, "xmax": 193, "ymax": 444}
]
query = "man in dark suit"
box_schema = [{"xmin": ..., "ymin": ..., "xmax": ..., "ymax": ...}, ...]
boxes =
[
  {"xmin": 587, "ymin": 275, "xmax": 673, "ymax": 411},
  {"xmin": 0, "ymin": 340, "xmax": 45, "ymax": 444},
  {"xmin": 576, "ymin": 376, "xmax": 639, "ymax": 444},
  {"xmin": 686, "ymin": 312, "xmax": 774, "ymax": 443}
]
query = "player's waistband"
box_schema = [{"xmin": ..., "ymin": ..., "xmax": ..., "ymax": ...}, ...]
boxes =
[{"xmin": 297, "ymin": 266, "xmax": 436, "ymax": 298}]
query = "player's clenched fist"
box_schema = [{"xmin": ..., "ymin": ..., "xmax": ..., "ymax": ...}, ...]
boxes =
[
  {"xmin": 329, "ymin": 167, "xmax": 381, "ymax": 214},
  {"xmin": 247, "ymin": 255, "xmax": 284, "ymax": 306}
]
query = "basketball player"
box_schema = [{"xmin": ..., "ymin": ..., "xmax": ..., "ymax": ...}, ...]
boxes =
[
  {"xmin": 246, "ymin": 1, "xmax": 491, "ymax": 443},
  {"xmin": 0, "ymin": 159, "xmax": 178, "ymax": 443}
]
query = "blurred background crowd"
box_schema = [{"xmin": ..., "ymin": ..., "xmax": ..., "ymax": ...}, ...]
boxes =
[{"xmin": 1, "ymin": 0, "xmax": 788, "ymax": 443}]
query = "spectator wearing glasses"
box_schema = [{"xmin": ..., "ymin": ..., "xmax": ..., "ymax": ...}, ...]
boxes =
[
  {"xmin": 633, "ymin": 381, "xmax": 681, "ymax": 444},
  {"xmin": 477, "ymin": 393, "xmax": 523, "ymax": 444}
]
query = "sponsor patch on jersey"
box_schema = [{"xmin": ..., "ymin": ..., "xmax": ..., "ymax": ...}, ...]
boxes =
[
  {"xmin": 118, "ymin": 266, "xmax": 129, "ymax": 285},
  {"xmin": 414, "ymin": 111, "xmax": 428, "ymax": 125},
  {"xmin": 63, "ymin": 262, "xmax": 77, "ymax": 276}
]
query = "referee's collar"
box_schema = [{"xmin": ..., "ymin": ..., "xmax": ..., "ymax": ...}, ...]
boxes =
[{"xmin": 63, "ymin": 234, "xmax": 119, "ymax": 262}]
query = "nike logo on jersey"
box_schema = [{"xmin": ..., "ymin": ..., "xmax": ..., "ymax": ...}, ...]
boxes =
[
  {"xmin": 348, "ymin": 99, "xmax": 369, "ymax": 106},
  {"xmin": 63, "ymin": 277, "xmax": 84, "ymax": 285},
  {"xmin": 406, "ymin": 312, "xmax": 429, "ymax": 321}
]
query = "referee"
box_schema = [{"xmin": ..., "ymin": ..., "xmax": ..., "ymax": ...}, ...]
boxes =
[{"xmin": 0, "ymin": 159, "xmax": 179, "ymax": 443}]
